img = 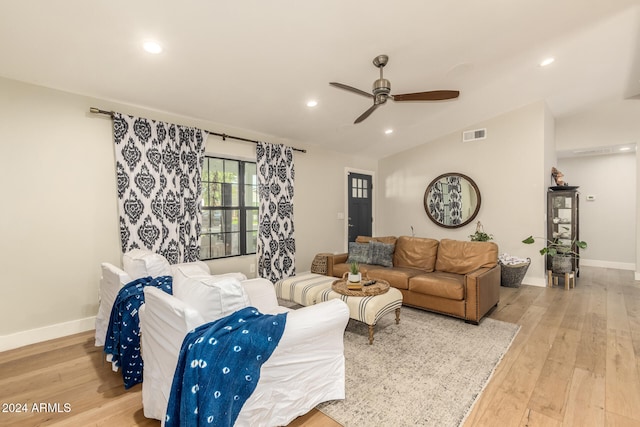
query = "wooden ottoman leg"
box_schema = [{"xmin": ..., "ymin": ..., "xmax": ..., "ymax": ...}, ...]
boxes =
[
  {"xmin": 395, "ymin": 307, "xmax": 401, "ymax": 324},
  {"xmin": 368, "ymin": 325, "xmax": 374, "ymax": 345}
]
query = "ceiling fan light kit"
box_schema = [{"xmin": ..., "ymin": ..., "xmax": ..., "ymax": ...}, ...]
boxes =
[{"xmin": 330, "ymin": 54, "xmax": 460, "ymax": 123}]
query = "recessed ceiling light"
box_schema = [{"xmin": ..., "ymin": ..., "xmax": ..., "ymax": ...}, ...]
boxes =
[
  {"xmin": 143, "ymin": 41, "xmax": 162, "ymax": 54},
  {"xmin": 540, "ymin": 57, "xmax": 555, "ymax": 67},
  {"xmin": 620, "ymin": 146, "xmax": 631, "ymax": 151},
  {"xmin": 384, "ymin": 129, "xmax": 394, "ymax": 135},
  {"xmin": 306, "ymin": 100, "xmax": 318, "ymax": 107}
]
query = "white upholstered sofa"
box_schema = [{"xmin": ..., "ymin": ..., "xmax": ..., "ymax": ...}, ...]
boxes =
[{"xmin": 96, "ymin": 250, "xmax": 350, "ymax": 426}]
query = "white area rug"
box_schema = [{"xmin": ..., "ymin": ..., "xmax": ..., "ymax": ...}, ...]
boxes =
[{"xmin": 316, "ymin": 306, "xmax": 520, "ymax": 427}]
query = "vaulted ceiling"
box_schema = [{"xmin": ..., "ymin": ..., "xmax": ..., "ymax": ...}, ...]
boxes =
[{"xmin": 1, "ymin": 1, "xmax": 639, "ymax": 158}]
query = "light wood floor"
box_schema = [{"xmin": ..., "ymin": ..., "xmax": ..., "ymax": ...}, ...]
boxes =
[{"xmin": 1, "ymin": 266, "xmax": 639, "ymax": 426}]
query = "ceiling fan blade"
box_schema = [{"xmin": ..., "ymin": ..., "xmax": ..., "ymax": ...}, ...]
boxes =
[
  {"xmin": 354, "ymin": 103, "xmax": 380, "ymax": 124},
  {"xmin": 392, "ymin": 90, "xmax": 460, "ymax": 102},
  {"xmin": 330, "ymin": 82, "xmax": 374, "ymax": 99}
]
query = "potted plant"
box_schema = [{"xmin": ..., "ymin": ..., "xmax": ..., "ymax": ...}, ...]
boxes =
[
  {"xmin": 522, "ymin": 235, "xmax": 587, "ymax": 273},
  {"xmin": 469, "ymin": 221, "xmax": 493, "ymax": 242},
  {"xmin": 348, "ymin": 261, "xmax": 361, "ymax": 283}
]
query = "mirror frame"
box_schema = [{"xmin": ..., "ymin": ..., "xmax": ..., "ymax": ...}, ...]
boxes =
[{"xmin": 423, "ymin": 172, "xmax": 481, "ymax": 229}]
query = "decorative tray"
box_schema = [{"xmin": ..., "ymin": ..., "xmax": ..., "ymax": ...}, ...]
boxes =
[{"xmin": 332, "ymin": 279, "xmax": 390, "ymax": 296}]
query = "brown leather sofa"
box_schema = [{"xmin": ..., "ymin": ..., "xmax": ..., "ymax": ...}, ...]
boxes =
[{"xmin": 326, "ymin": 235, "xmax": 500, "ymax": 324}]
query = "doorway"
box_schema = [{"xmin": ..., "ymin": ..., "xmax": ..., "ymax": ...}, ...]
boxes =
[{"xmin": 347, "ymin": 172, "xmax": 373, "ymax": 242}]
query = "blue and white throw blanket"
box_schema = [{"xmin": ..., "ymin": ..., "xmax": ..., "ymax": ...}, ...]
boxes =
[
  {"xmin": 165, "ymin": 307, "xmax": 287, "ymax": 427},
  {"xmin": 104, "ymin": 275, "xmax": 173, "ymax": 389}
]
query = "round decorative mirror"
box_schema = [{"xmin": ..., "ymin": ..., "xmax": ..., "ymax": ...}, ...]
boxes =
[{"xmin": 423, "ymin": 173, "xmax": 481, "ymax": 228}]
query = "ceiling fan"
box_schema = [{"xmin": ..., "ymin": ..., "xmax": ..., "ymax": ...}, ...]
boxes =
[{"xmin": 330, "ymin": 54, "xmax": 460, "ymax": 124}]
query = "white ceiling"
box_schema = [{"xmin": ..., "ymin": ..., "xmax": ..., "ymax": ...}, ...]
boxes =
[{"xmin": 1, "ymin": 1, "xmax": 639, "ymax": 159}]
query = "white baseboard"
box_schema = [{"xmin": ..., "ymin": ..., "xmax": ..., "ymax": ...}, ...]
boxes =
[
  {"xmin": 520, "ymin": 276, "xmax": 546, "ymax": 287},
  {"xmin": 0, "ymin": 316, "xmax": 96, "ymax": 352},
  {"xmin": 580, "ymin": 259, "xmax": 635, "ymax": 271},
  {"xmin": 517, "ymin": 261, "xmax": 639, "ymax": 289}
]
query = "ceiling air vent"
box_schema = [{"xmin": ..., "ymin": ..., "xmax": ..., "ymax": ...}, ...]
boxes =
[{"xmin": 462, "ymin": 128, "xmax": 487, "ymax": 142}]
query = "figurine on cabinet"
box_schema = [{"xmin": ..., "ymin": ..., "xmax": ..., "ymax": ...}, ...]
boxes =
[{"xmin": 551, "ymin": 167, "xmax": 565, "ymax": 186}]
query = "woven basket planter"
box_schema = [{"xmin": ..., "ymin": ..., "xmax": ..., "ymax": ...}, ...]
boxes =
[
  {"xmin": 499, "ymin": 258, "xmax": 531, "ymax": 288},
  {"xmin": 551, "ymin": 255, "xmax": 572, "ymax": 273},
  {"xmin": 311, "ymin": 253, "xmax": 332, "ymax": 274}
]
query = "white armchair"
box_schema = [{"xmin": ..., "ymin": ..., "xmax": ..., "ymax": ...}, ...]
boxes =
[
  {"xmin": 95, "ymin": 249, "xmax": 213, "ymax": 347},
  {"xmin": 139, "ymin": 279, "xmax": 350, "ymax": 427}
]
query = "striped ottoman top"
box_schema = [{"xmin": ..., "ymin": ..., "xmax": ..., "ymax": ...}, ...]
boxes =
[{"xmin": 274, "ymin": 272, "xmax": 336, "ymax": 306}]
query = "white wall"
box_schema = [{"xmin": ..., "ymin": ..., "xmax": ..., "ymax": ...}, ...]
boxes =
[
  {"xmin": 0, "ymin": 78, "xmax": 121, "ymax": 347},
  {"xmin": 555, "ymin": 99, "xmax": 640, "ymax": 152},
  {"xmin": 377, "ymin": 101, "xmax": 550, "ymax": 285},
  {"xmin": 0, "ymin": 76, "xmax": 375, "ymax": 350},
  {"xmin": 555, "ymin": 97, "xmax": 640, "ymax": 275},
  {"xmin": 558, "ymin": 153, "xmax": 636, "ymax": 269},
  {"xmin": 5, "ymin": 73, "xmax": 635, "ymax": 350}
]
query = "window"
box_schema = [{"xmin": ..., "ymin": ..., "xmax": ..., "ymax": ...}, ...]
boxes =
[{"xmin": 200, "ymin": 157, "xmax": 258, "ymax": 260}]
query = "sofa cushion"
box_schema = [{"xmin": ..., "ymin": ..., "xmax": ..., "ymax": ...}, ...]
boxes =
[
  {"xmin": 366, "ymin": 267, "xmax": 425, "ymax": 290},
  {"xmin": 435, "ymin": 239, "xmax": 498, "ymax": 274},
  {"xmin": 174, "ymin": 276, "xmax": 250, "ymax": 323},
  {"xmin": 122, "ymin": 249, "xmax": 172, "ymax": 280},
  {"xmin": 393, "ymin": 236, "xmax": 439, "ymax": 272},
  {"xmin": 408, "ymin": 272, "xmax": 465, "ymax": 300},
  {"xmin": 346, "ymin": 242, "xmax": 370, "ymax": 264},
  {"xmin": 356, "ymin": 235, "xmax": 397, "ymax": 246},
  {"xmin": 369, "ymin": 241, "xmax": 395, "ymax": 267}
]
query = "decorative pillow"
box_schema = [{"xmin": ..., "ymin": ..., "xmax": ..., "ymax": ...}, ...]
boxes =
[
  {"xmin": 170, "ymin": 261, "xmax": 211, "ymax": 277},
  {"xmin": 172, "ymin": 264, "xmax": 211, "ymax": 289},
  {"xmin": 213, "ymin": 272, "xmax": 247, "ymax": 281},
  {"xmin": 347, "ymin": 242, "xmax": 371, "ymax": 264},
  {"xmin": 174, "ymin": 276, "xmax": 250, "ymax": 323},
  {"xmin": 369, "ymin": 241, "xmax": 395, "ymax": 267},
  {"xmin": 122, "ymin": 249, "xmax": 172, "ymax": 280}
]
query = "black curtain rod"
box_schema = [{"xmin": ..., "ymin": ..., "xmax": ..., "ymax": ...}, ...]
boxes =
[{"xmin": 89, "ymin": 107, "xmax": 306, "ymax": 153}]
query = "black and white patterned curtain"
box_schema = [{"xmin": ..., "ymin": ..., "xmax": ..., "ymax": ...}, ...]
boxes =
[
  {"xmin": 256, "ymin": 142, "xmax": 295, "ymax": 282},
  {"xmin": 112, "ymin": 113, "xmax": 207, "ymax": 264}
]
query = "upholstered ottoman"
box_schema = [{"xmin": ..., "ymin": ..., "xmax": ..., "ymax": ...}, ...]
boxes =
[
  {"xmin": 274, "ymin": 272, "xmax": 336, "ymax": 306},
  {"xmin": 318, "ymin": 285, "xmax": 403, "ymax": 344}
]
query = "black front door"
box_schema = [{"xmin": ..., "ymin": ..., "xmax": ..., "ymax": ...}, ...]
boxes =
[{"xmin": 347, "ymin": 172, "xmax": 372, "ymax": 242}]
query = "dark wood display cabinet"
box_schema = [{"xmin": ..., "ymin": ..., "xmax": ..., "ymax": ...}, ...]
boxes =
[{"xmin": 547, "ymin": 187, "xmax": 580, "ymax": 284}]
